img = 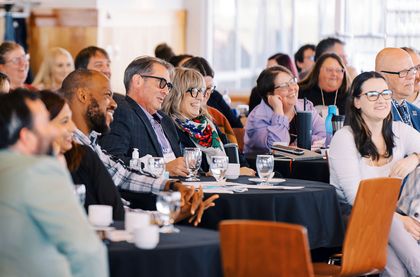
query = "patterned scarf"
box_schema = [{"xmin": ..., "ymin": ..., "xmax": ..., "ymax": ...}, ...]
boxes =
[{"xmin": 175, "ymin": 115, "xmax": 223, "ymax": 149}]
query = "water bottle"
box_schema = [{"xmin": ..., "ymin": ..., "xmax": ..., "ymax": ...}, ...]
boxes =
[
  {"xmin": 130, "ymin": 148, "xmax": 140, "ymax": 171},
  {"xmin": 325, "ymin": 105, "xmax": 338, "ymax": 148}
]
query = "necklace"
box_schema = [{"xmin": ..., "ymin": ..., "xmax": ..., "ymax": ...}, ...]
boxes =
[
  {"xmin": 320, "ymin": 88, "xmax": 338, "ymax": 107},
  {"xmin": 368, "ymin": 154, "xmax": 391, "ymax": 167}
]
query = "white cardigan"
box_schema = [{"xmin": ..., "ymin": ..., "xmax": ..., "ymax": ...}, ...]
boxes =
[{"xmin": 329, "ymin": 122, "xmax": 420, "ymax": 205}]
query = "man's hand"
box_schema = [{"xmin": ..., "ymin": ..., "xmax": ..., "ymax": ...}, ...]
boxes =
[
  {"xmin": 397, "ymin": 213, "xmax": 420, "ymax": 240},
  {"xmin": 175, "ymin": 186, "xmax": 219, "ymax": 226},
  {"xmin": 166, "ymin": 157, "xmax": 189, "ymax": 177}
]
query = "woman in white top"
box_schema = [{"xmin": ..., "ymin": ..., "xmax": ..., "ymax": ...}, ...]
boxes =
[{"xmin": 329, "ymin": 71, "xmax": 420, "ymax": 277}]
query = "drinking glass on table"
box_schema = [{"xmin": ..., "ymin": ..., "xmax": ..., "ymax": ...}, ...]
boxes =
[
  {"xmin": 256, "ymin": 155, "xmax": 274, "ymax": 185},
  {"xmin": 183, "ymin": 147, "xmax": 202, "ymax": 181},
  {"xmin": 156, "ymin": 191, "xmax": 181, "ymax": 233},
  {"xmin": 147, "ymin": 157, "xmax": 165, "ymax": 177},
  {"xmin": 210, "ymin": 156, "xmax": 229, "ymax": 182}
]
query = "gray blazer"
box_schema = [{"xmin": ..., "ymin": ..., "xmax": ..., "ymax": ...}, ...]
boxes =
[{"xmin": 99, "ymin": 94, "xmax": 182, "ymax": 165}]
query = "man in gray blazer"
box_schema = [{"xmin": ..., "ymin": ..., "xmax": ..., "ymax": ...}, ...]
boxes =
[
  {"xmin": 0, "ymin": 90, "xmax": 108, "ymax": 277},
  {"xmin": 99, "ymin": 56, "xmax": 189, "ymax": 177}
]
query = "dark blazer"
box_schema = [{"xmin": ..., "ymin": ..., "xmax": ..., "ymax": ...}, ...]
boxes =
[
  {"xmin": 99, "ymin": 95, "xmax": 182, "ymax": 165},
  {"xmin": 207, "ymin": 90, "xmax": 243, "ymax": 128},
  {"xmin": 175, "ymin": 124, "xmax": 249, "ymax": 172},
  {"xmin": 392, "ymin": 101, "xmax": 420, "ymax": 132}
]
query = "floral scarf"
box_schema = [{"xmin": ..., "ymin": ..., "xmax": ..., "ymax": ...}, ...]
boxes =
[{"xmin": 175, "ymin": 115, "xmax": 223, "ymax": 149}]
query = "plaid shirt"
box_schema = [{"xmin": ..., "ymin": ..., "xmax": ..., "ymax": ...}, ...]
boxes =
[
  {"xmin": 74, "ymin": 129, "xmax": 166, "ymax": 193},
  {"xmin": 398, "ymin": 167, "xmax": 420, "ymax": 221}
]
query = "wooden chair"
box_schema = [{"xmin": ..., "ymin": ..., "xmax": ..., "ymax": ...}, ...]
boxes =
[
  {"xmin": 313, "ymin": 177, "xmax": 402, "ymax": 277},
  {"xmin": 220, "ymin": 220, "xmax": 315, "ymax": 277}
]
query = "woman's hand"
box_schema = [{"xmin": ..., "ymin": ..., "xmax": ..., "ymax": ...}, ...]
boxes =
[
  {"xmin": 396, "ymin": 213, "xmax": 420, "ymax": 241},
  {"xmin": 239, "ymin": 167, "xmax": 256, "ymax": 176},
  {"xmin": 389, "ymin": 154, "xmax": 419, "ymax": 179},
  {"xmin": 268, "ymin": 95, "xmax": 284, "ymax": 116}
]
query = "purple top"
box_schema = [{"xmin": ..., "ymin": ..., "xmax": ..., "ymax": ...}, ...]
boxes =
[{"xmin": 244, "ymin": 99, "xmax": 326, "ymax": 153}]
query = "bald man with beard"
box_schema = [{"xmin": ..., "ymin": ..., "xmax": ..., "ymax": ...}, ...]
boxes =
[{"xmin": 376, "ymin": 48, "xmax": 420, "ymax": 132}]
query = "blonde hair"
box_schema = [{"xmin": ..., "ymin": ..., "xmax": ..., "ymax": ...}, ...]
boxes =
[
  {"xmin": 162, "ymin": 67, "xmax": 210, "ymax": 120},
  {"xmin": 33, "ymin": 47, "xmax": 74, "ymax": 90}
]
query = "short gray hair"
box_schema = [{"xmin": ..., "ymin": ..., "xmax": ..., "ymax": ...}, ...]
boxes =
[{"xmin": 123, "ymin": 56, "xmax": 174, "ymax": 91}]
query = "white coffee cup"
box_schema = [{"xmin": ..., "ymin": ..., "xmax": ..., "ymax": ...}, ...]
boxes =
[
  {"xmin": 125, "ymin": 212, "xmax": 150, "ymax": 234},
  {"xmin": 88, "ymin": 205, "xmax": 113, "ymax": 227},
  {"xmin": 134, "ymin": 225, "xmax": 160, "ymax": 249},
  {"xmin": 226, "ymin": 163, "xmax": 240, "ymax": 179}
]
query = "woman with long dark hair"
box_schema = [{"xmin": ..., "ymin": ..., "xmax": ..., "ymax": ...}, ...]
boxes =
[
  {"xmin": 329, "ymin": 71, "xmax": 420, "ymax": 276},
  {"xmin": 39, "ymin": 90, "xmax": 125, "ymax": 220}
]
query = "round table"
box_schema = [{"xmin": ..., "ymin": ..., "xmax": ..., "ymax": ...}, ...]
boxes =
[
  {"xmin": 108, "ymin": 225, "xmax": 222, "ymax": 277},
  {"xmin": 246, "ymin": 155, "xmax": 330, "ymax": 183},
  {"xmin": 121, "ymin": 177, "xmax": 344, "ymax": 250},
  {"xmin": 199, "ymin": 177, "xmax": 344, "ymax": 249}
]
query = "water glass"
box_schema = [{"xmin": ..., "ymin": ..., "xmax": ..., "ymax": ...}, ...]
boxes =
[
  {"xmin": 256, "ymin": 155, "xmax": 274, "ymax": 185},
  {"xmin": 184, "ymin": 147, "xmax": 202, "ymax": 181},
  {"xmin": 210, "ymin": 156, "xmax": 229, "ymax": 182},
  {"xmin": 147, "ymin": 157, "xmax": 165, "ymax": 177},
  {"xmin": 156, "ymin": 191, "xmax": 181, "ymax": 233}
]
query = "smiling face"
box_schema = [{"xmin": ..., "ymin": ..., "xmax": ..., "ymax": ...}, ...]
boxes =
[
  {"xmin": 86, "ymin": 73, "xmax": 116, "ymax": 133},
  {"xmin": 0, "ymin": 46, "xmax": 29, "ymax": 89},
  {"xmin": 138, "ymin": 63, "xmax": 171, "ymax": 114},
  {"xmin": 180, "ymin": 83, "xmax": 206, "ymax": 119},
  {"xmin": 273, "ymin": 71, "xmax": 299, "ymax": 109},
  {"xmin": 51, "ymin": 54, "xmax": 74, "ymax": 86},
  {"xmin": 354, "ymin": 77, "xmax": 391, "ymax": 123},
  {"xmin": 87, "ymin": 52, "xmax": 111, "ymax": 78},
  {"xmin": 318, "ymin": 57, "xmax": 345, "ymax": 92},
  {"xmin": 51, "ymin": 103, "xmax": 76, "ymax": 154}
]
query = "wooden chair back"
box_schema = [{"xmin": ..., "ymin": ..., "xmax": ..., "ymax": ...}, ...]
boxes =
[
  {"xmin": 220, "ymin": 220, "xmax": 314, "ymax": 277},
  {"xmin": 340, "ymin": 177, "xmax": 401, "ymax": 276}
]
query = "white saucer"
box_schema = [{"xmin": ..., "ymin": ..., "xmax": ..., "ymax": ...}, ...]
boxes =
[{"xmin": 248, "ymin": 178, "xmax": 286, "ymax": 184}]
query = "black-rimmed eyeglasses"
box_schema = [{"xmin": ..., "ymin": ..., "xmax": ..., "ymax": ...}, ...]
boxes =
[
  {"xmin": 360, "ymin": 89, "xmax": 393, "ymax": 102},
  {"xmin": 381, "ymin": 67, "xmax": 417, "ymax": 78},
  {"xmin": 186, "ymin": 87, "xmax": 206, "ymax": 98},
  {"xmin": 140, "ymin": 75, "xmax": 173, "ymax": 91}
]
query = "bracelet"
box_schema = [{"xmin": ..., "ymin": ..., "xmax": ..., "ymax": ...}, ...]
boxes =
[{"xmin": 413, "ymin": 152, "xmax": 420, "ymax": 165}]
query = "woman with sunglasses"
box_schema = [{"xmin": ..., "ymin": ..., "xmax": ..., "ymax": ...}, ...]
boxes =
[
  {"xmin": 162, "ymin": 67, "xmax": 254, "ymax": 175},
  {"xmin": 329, "ymin": 71, "xmax": 420, "ymax": 276},
  {"xmin": 244, "ymin": 65, "xmax": 326, "ymax": 154}
]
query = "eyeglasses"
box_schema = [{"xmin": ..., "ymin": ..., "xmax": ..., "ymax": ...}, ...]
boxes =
[
  {"xmin": 360, "ymin": 89, "xmax": 393, "ymax": 102},
  {"xmin": 140, "ymin": 75, "xmax": 173, "ymax": 91},
  {"xmin": 186, "ymin": 87, "xmax": 206, "ymax": 98},
  {"xmin": 205, "ymin": 85, "xmax": 216, "ymax": 96},
  {"xmin": 5, "ymin": 53, "xmax": 30, "ymax": 65},
  {"xmin": 274, "ymin": 77, "xmax": 298, "ymax": 91},
  {"xmin": 323, "ymin": 67, "xmax": 345, "ymax": 74},
  {"xmin": 381, "ymin": 67, "xmax": 417, "ymax": 78}
]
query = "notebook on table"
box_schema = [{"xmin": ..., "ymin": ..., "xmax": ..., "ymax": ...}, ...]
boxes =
[{"xmin": 270, "ymin": 143, "xmax": 324, "ymax": 161}]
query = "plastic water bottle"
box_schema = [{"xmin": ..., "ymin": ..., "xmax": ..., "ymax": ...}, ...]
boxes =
[
  {"xmin": 130, "ymin": 148, "xmax": 140, "ymax": 171},
  {"xmin": 325, "ymin": 105, "xmax": 338, "ymax": 148}
]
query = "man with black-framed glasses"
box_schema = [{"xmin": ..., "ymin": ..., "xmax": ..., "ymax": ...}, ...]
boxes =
[
  {"xmin": 99, "ymin": 56, "xmax": 189, "ymax": 177},
  {"xmin": 376, "ymin": 48, "xmax": 420, "ymax": 132}
]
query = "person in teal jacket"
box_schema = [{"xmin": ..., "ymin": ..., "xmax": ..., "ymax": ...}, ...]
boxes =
[{"xmin": 0, "ymin": 89, "xmax": 108, "ymax": 277}]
